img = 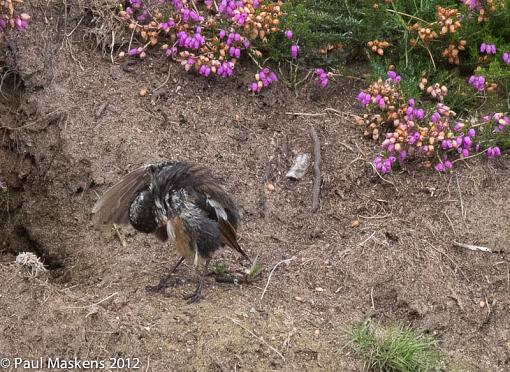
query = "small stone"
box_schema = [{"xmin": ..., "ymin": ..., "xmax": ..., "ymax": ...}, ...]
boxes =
[
  {"xmin": 315, "ymin": 287, "xmax": 324, "ymax": 292},
  {"xmin": 294, "ymin": 296, "xmax": 304, "ymax": 302},
  {"xmin": 139, "ymin": 88, "xmax": 148, "ymax": 97},
  {"xmin": 351, "ymin": 220, "xmax": 361, "ymax": 228},
  {"xmin": 266, "ymin": 183, "xmax": 275, "ymax": 191},
  {"xmin": 479, "ymin": 299, "xmax": 486, "ymax": 308},
  {"xmin": 314, "ymin": 329, "xmax": 320, "ymax": 336}
]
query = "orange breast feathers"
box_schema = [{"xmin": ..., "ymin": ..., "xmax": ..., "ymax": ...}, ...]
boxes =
[{"xmin": 171, "ymin": 217, "xmax": 194, "ymax": 261}]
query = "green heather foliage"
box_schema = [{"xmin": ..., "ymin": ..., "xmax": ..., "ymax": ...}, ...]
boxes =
[{"xmin": 273, "ymin": 0, "xmax": 509, "ymax": 111}]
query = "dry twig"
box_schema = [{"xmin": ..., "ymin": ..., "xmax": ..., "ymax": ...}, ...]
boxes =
[{"xmin": 310, "ymin": 125, "xmax": 321, "ymax": 212}]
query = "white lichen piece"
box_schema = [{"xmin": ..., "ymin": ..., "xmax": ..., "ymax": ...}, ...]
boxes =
[{"xmin": 15, "ymin": 252, "xmax": 47, "ymax": 277}]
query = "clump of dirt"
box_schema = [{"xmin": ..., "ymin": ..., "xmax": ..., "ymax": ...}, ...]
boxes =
[{"xmin": 0, "ymin": 1, "xmax": 509, "ymax": 371}]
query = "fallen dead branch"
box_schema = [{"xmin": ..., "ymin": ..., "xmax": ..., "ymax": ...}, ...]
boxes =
[{"xmin": 310, "ymin": 125, "xmax": 321, "ymax": 212}]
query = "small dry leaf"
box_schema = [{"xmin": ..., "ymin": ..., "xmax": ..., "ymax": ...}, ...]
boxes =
[
  {"xmin": 315, "ymin": 287, "xmax": 324, "ymax": 292},
  {"xmin": 266, "ymin": 183, "xmax": 275, "ymax": 191},
  {"xmin": 139, "ymin": 88, "xmax": 148, "ymax": 97},
  {"xmin": 294, "ymin": 296, "xmax": 304, "ymax": 302},
  {"xmin": 351, "ymin": 220, "xmax": 361, "ymax": 228}
]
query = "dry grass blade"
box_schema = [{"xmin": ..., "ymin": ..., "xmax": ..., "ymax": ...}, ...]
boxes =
[
  {"xmin": 260, "ymin": 257, "xmax": 295, "ymax": 301},
  {"xmin": 62, "ymin": 292, "xmax": 118, "ymax": 310}
]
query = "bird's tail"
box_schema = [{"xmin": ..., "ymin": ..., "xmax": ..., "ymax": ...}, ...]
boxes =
[{"xmin": 219, "ymin": 220, "xmax": 252, "ymax": 264}]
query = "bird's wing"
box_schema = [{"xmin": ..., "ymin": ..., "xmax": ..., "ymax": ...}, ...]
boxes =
[
  {"xmin": 91, "ymin": 165, "xmax": 151, "ymax": 227},
  {"xmin": 187, "ymin": 184, "xmax": 249, "ymax": 262},
  {"xmin": 195, "ymin": 182, "xmax": 240, "ymax": 228}
]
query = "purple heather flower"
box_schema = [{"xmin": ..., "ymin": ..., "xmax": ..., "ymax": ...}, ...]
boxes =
[
  {"xmin": 489, "ymin": 44, "xmax": 496, "ymax": 54},
  {"xmin": 480, "ymin": 43, "xmax": 496, "ymax": 54},
  {"xmin": 217, "ymin": 61, "xmax": 234, "ymax": 77},
  {"xmin": 357, "ymin": 91, "xmax": 371, "ymax": 106},
  {"xmin": 199, "ymin": 64, "xmax": 211, "ymax": 77},
  {"xmin": 468, "ymin": 75, "xmax": 486, "ymax": 91},
  {"xmin": 219, "ymin": 29, "xmax": 226, "ymax": 39},
  {"xmin": 468, "ymin": 128, "xmax": 476, "ymax": 137},
  {"xmin": 487, "ymin": 146, "xmax": 501, "ymax": 158},
  {"xmin": 435, "ymin": 162, "xmax": 445, "ymax": 172},
  {"xmin": 374, "ymin": 95, "xmax": 386, "ymax": 109},
  {"xmin": 165, "ymin": 47, "xmax": 178, "ymax": 57},
  {"xmin": 284, "ymin": 30, "xmax": 293, "ymax": 40},
  {"xmin": 503, "ymin": 52, "xmax": 510, "ymax": 65},
  {"xmin": 291, "ymin": 44, "xmax": 299, "ymax": 59},
  {"xmin": 431, "ymin": 112, "xmax": 441, "ymax": 123},
  {"xmin": 414, "ymin": 108, "xmax": 425, "ymax": 120}
]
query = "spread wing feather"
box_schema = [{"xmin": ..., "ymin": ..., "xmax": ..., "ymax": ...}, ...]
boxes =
[{"xmin": 91, "ymin": 165, "xmax": 151, "ymax": 227}]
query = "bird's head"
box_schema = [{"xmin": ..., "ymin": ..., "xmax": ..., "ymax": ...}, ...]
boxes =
[{"xmin": 149, "ymin": 177, "xmax": 175, "ymax": 238}]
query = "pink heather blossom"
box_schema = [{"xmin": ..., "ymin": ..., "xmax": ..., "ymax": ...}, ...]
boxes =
[{"xmin": 290, "ymin": 44, "xmax": 299, "ymax": 59}]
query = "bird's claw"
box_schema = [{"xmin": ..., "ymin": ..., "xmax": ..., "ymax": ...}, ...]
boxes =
[
  {"xmin": 145, "ymin": 276, "xmax": 177, "ymax": 293},
  {"xmin": 183, "ymin": 290, "xmax": 202, "ymax": 304}
]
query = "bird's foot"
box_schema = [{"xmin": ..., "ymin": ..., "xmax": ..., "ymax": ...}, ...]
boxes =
[
  {"xmin": 145, "ymin": 276, "xmax": 179, "ymax": 293},
  {"xmin": 183, "ymin": 288, "xmax": 202, "ymax": 304}
]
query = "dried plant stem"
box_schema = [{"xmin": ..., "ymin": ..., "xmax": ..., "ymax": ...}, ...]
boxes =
[{"xmin": 310, "ymin": 125, "xmax": 321, "ymax": 212}]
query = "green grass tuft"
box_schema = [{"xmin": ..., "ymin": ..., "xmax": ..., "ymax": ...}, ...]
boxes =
[
  {"xmin": 347, "ymin": 321, "xmax": 443, "ymax": 372},
  {"xmin": 246, "ymin": 256, "xmax": 262, "ymax": 281},
  {"xmin": 213, "ymin": 261, "xmax": 228, "ymax": 276}
]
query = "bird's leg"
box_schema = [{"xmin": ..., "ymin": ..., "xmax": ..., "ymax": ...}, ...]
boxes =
[
  {"xmin": 146, "ymin": 256, "xmax": 185, "ymax": 292},
  {"xmin": 184, "ymin": 258, "xmax": 210, "ymax": 304}
]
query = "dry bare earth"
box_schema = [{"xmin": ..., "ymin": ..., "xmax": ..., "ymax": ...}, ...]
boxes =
[{"xmin": 1, "ymin": 1, "xmax": 510, "ymax": 371}]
